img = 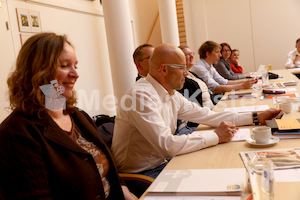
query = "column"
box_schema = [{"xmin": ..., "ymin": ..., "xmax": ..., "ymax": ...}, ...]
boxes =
[
  {"xmin": 158, "ymin": 0, "xmax": 180, "ymax": 46},
  {"xmin": 102, "ymin": 0, "xmax": 136, "ymax": 104}
]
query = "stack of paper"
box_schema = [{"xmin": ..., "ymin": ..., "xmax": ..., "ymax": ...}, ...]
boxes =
[
  {"xmin": 146, "ymin": 168, "xmax": 246, "ymax": 196},
  {"xmin": 266, "ymin": 119, "xmax": 300, "ymax": 139}
]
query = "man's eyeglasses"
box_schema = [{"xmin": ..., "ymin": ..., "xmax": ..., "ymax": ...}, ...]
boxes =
[
  {"xmin": 138, "ymin": 56, "xmax": 150, "ymax": 62},
  {"xmin": 164, "ymin": 64, "xmax": 187, "ymax": 70},
  {"xmin": 185, "ymin": 52, "xmax": 194, "ymax": 57}
]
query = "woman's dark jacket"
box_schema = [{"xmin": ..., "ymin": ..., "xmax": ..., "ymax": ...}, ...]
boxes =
[{"xmin": 0, "ymin": 108, "xmax": 125, "ymax": 200}]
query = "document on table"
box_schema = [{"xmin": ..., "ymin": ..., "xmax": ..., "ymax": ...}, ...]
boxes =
[
  {"xmin": 146, "ymin": 168, "xmax": 246, "ymax": 196},
  {"xmin": 224, "ymin": 105, "xmax": 269, "ymax": 113},
  {"xmin": 144, "ymin": 196, "xmax": 241, "ymax": 200},
  {"xmin": 194, "ymin": 128, "xmax": 250, "ymax": 141},
  {"xmin": 221, "ymin": 93, "xmax": 258, "ymax": 100},
  {"xmin": 274, "ymin": 168, "xmax": 300, "ymax": 182},
  {"xmin": 240, "ymin": 147, "xmax": 300, "ymax": 171}
]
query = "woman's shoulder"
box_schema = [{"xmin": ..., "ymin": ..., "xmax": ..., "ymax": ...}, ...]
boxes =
[
  {"xmin": 0, "ymin": 110, "xmax": 43, "ymax": 137},
  {"xmin": 214, "ymin": 59, "xmax": 227, "ymax": 70},
  {"xmin": 70, "ymin": 107, "xmax": 96, "ymax": 127},
  {"xmin": 1, "ymin": 110, "xmax": 37, "ymax": 125},
  {"xmin": 216, "ymin": 58, "xmax": 226, "ymax": 66}
]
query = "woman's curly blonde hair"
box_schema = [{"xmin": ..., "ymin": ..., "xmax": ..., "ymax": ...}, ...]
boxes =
[{"xmin": 7, "ymin": 32, "xmax": 77, "ymax": 118}]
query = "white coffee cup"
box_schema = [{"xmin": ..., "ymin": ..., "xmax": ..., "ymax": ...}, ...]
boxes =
[
  {"xmin": 251, "ymin": 127, "xmax": 272, "ymax": 144},
  {"xmin": 279, "ymin": 102, "xmax": 292, "ymax": 114}
]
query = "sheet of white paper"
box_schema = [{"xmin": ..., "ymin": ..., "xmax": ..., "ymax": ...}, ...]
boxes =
[
  {"xmin": 231, "ymin": 129, "xmax": 251, "ymax": 141},
  {"xmin": 293, "ymin": 104, "xmax": 298, "ymax": 110},
  {"xmin": 285, "ymin": 88, "xmax": 297, "ymax": 92},
  {"xmin": 194, "ymin": 129, "xmax": 250, "ymax": 141},
  {"xmin": 274, "ymin": 168, "xmax": 300, "ymax": 182},
  {"xmin": 224, "ymin": 105, "xmax": 269, "ymax": 113},
  {"xmin": 144, "ymin": 196, "xmax": 241, "ymax": 200},
  {"xmin": 221, "ymin": 93, "xmax": 258, "ymax": 101}
]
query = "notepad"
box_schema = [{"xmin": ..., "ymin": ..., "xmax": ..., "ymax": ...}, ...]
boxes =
[
  {"xmin": 144, "ymin": 196, "xmax": 242, "ymax": 200},
  {"xmin": 275, "ymin": 119, "xmax": 300, "ymax": 130},
  {"xmin": 147, "ymin": 168, "xmax": 246, "ymax": 196},
  {"xmin": 194, "ymin": 129, "xmax": 250, "ymax": 141}
]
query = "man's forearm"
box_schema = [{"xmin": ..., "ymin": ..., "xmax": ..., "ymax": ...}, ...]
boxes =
[{"xmin": 213, "ymin": 84, "xmax": 244, "ymax": 94}]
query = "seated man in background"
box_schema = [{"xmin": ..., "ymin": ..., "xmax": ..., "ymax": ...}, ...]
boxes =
[
  {"xmin": 133, "ymin": 44, "xmax": 154, "ymax": 81},
  {"xmin": 112, "ymin": 43, "xmax": 280, "ymax": 181},
  {"xmin": 285, "ymin": 38, "xmax": 300, "ymax": 69},
  {"xmin": 174, "ymin": 45, "xmax": 216, "ymax": 136},
  {"xmin": 191, "ymin": 41, "xmax": 256, "ymax": 94},
  {"xmin": 178, "ymin": 45, "xmax": 215, "ymax": 109}
]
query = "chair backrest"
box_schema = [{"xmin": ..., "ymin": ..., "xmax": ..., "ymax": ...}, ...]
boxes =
[
  {"xmin": 93, "ymin": 114, "xmax": 115, "ymax": 148},
  {"xmin": 93, "ymin": 114, "xmax": 115, "ymax": 126}
]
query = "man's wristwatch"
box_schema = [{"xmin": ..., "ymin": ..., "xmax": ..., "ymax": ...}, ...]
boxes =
[{"xmin": 252, "ymin": 112, "xmax": 259, "ymax": 125}]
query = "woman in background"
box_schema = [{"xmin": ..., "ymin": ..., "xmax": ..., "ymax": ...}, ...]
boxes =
[
  {"xmin": 0, "ymin": 32, "xmax": 134, "ymax": 200},
  {"xmin": 229, "ymin": 49, "xmax": 245, "ymax": 74},
  {"xmin": 214, "ymin": 43, "xmax": 246, "ymax": 80}
]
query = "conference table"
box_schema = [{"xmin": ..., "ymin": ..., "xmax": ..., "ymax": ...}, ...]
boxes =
[
  {"xmin": 141, "ymin": 69, "xmax": 300, "ymax": 200},
  {"xmin": 287, "ymin": 68, "xmax": 300, "ymax": 80}
]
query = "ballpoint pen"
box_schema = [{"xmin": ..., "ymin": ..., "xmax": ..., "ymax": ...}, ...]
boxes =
[{"xmin": 247, "ymin": 194, "xmax": 253, "ymax": 200}]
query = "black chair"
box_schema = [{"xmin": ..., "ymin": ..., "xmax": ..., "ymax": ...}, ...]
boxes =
[{"xmin": 92, "ymin": 114, "xmax": 154, "ymax": 198}]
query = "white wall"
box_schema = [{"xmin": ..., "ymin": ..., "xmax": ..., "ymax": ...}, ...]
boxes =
[
  {"xmin": 0, "ymin": 0, "xmax": 16, "ymax": 122},
  {"xmin": 0, "ymin": 0, "xmax": 164, "ymax": 123},
  {"xmin": 184, "ymin": 0, "xmax": 300, "ymax": 72},
  {"xmin": 0, "ymin": 0, "xmax": 116, "ymax": 122},
  {"xmin": 250, "ymin": 0, "xmax": 300, "ymax": 69},
  {"xmin": 130, "ymin": 0, "xmax": 162, "ymax": 47}
]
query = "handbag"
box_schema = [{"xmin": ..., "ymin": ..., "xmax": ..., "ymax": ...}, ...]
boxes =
[{"xmin": 268, "ymin": 72, "xmax": 279, "ymax": 79}]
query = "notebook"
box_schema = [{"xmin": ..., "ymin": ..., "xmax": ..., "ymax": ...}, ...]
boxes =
[
  {"xmin": 147, "ymin": 168, "xmax": 246, "ymax": 196},
  {"xmin": 266, "ymin": 119, "xmax": 300, "ymax": 139}
]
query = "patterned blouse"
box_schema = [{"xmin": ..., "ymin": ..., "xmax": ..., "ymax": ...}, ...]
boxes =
[{"xmin": 66, "ymin": 120, "xmax": 111, "ymax": 198}]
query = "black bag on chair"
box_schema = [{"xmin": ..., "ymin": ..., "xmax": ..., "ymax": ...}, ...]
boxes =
[
  {"xmin": 92, "ymin": 114, "xmax": 151, "ymax": 198},
  {"xmin": 92, "ymin": 114, "xmax": 115, "ymax": 148}
]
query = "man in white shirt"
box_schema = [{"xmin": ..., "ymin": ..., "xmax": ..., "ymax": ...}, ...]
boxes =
[
  {"xmin": 191, "ymin": 41, "xmax": 256, "ymax": 94},
  {"xmin": 133, "ymin": 44, "xmax": 154, "ymax": 81},
  {"xmin": 112, "ymin": 43, "xmax": 280, "ymax": 179},
  {"xmin": 285, "ymin": 38, "xmax": 300, "ymax": 69}
]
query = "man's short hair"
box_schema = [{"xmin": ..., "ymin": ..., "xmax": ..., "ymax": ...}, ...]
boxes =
[
  {"xmin": 296, "ymin": 38, "xmax": 300, "ymax": 44},
  {"xmin": 133, "ymin": 44, "xmax": 154, "ymax": 62},
  {"xmin": 198, "ymin": 41, "xmax": 220, "ymax": 59},
  {"xmin": 178, "ymin": 45, "xmax": 189, "ymax": 51}
]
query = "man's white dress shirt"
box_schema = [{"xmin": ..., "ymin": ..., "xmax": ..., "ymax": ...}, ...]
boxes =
[
  {"xmin": 285, "ymin": 48, "xmax": 300, "ymax": 69},
  {"xmin": 111, "ymin": 74, "xmax": 252, "ymax": 173},
  {"xmin": 191, "ymin": 59, "xmax": 228, "ymax": 92}
]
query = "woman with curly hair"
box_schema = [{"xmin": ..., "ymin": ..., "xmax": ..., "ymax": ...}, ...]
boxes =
[{"xmin": 0, "ymin": 32, "xmax": 134, "ymax": 200}]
